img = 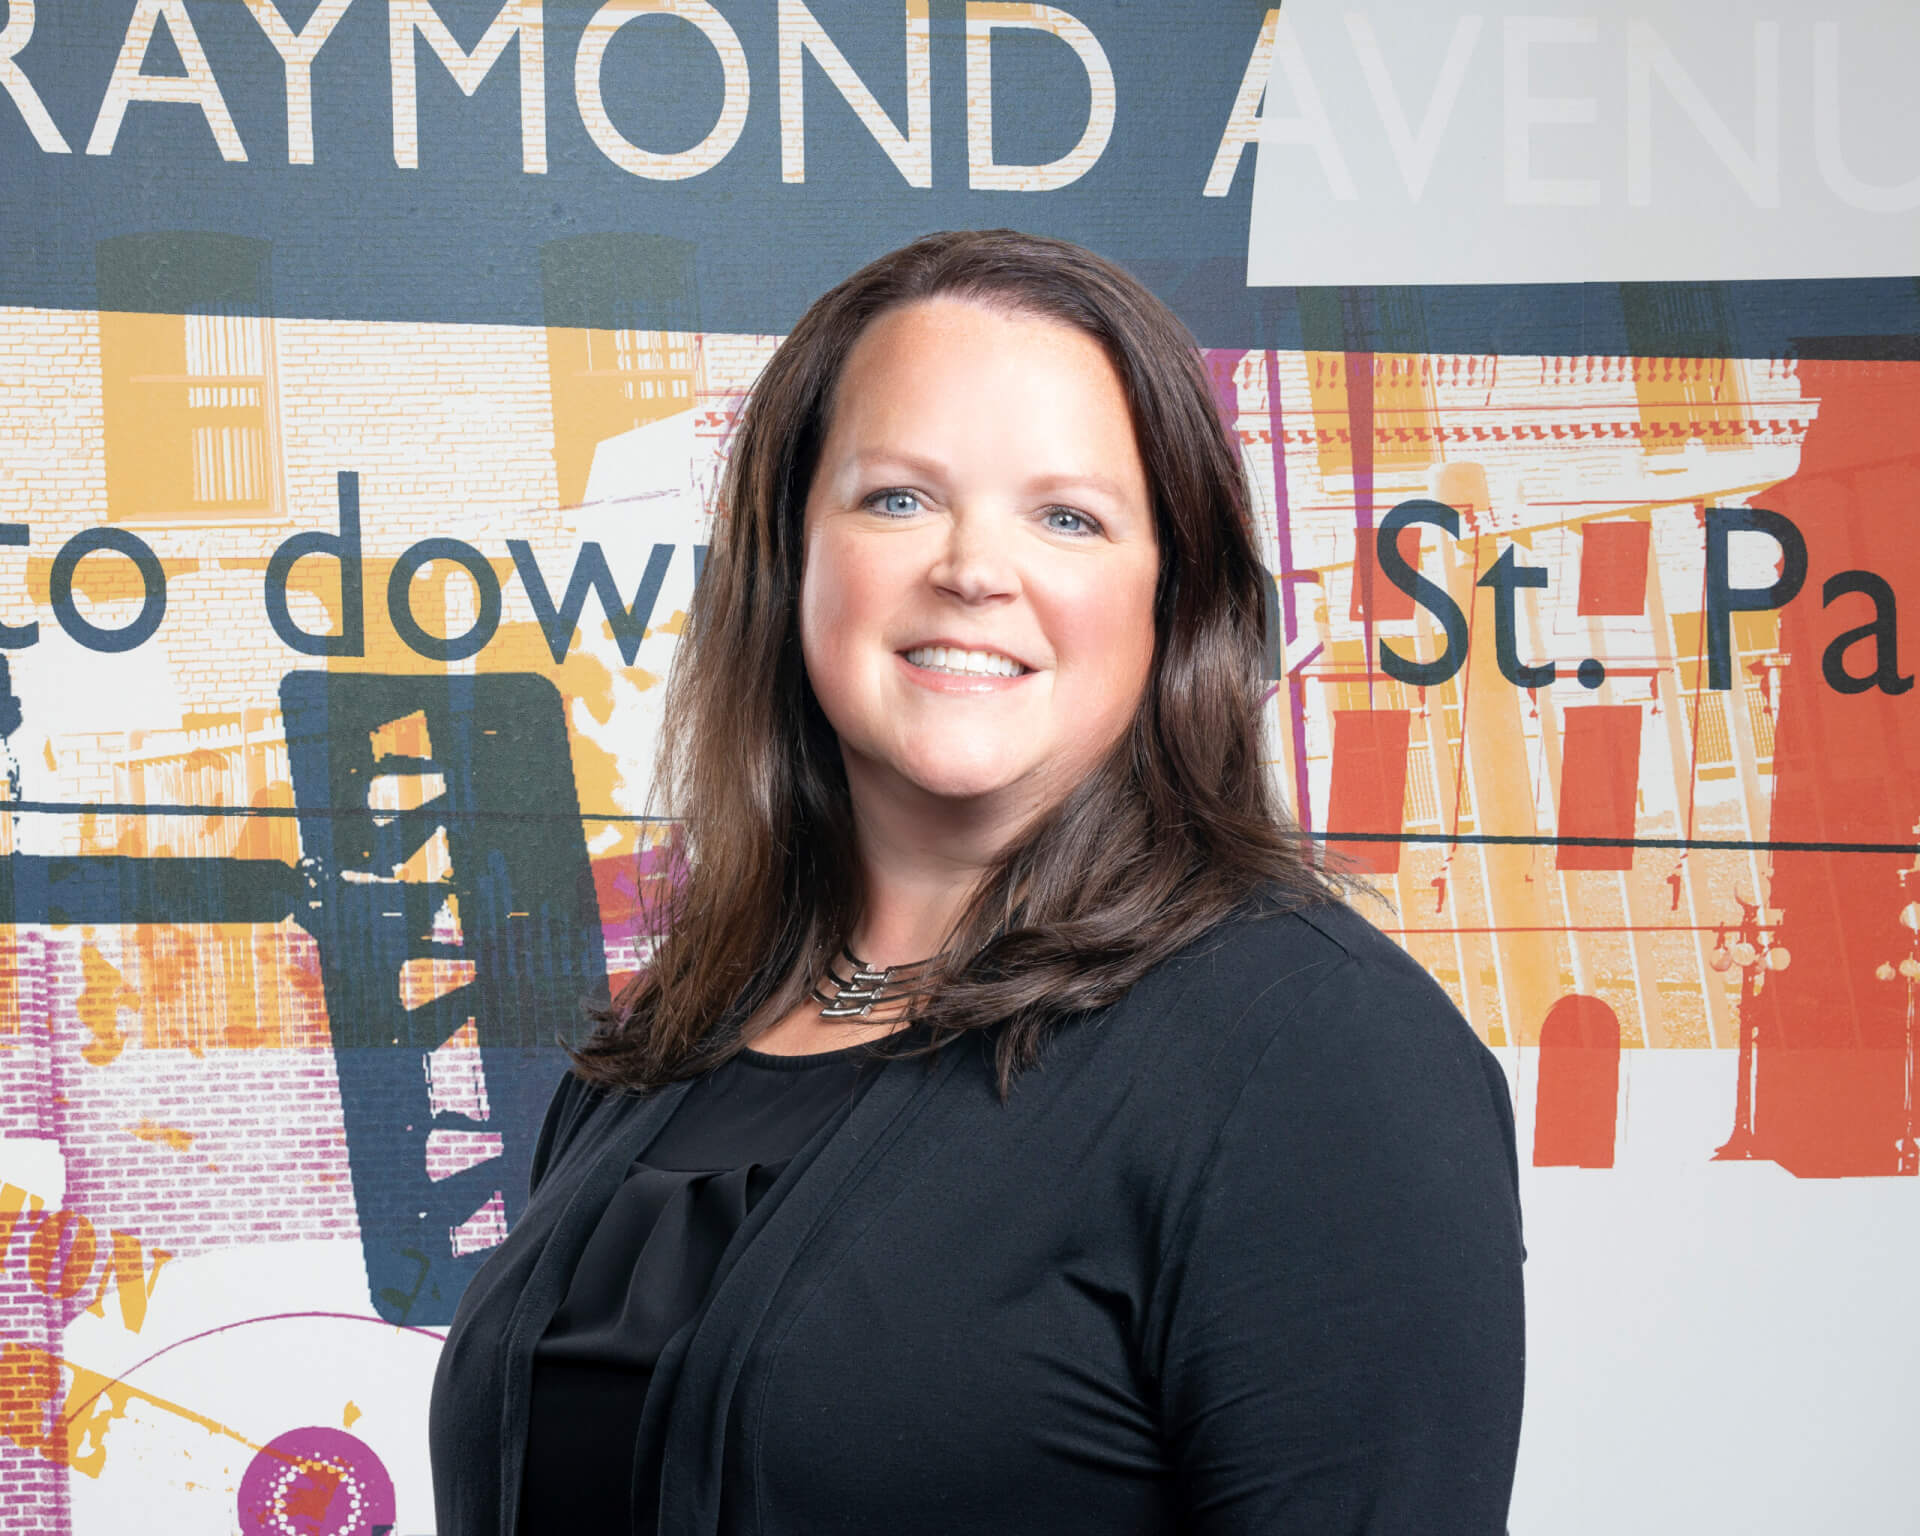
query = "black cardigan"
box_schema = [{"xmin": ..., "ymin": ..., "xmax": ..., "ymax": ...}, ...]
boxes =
[{"xmin": 428, "ymin": 896, "xmax": 1526, "ymax": 1535}]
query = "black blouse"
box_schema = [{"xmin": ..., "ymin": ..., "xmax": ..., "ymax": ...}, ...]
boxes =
[
  {"xmin": 517, "ymin": 1041, "xmax": 879, "ymax": 1533},
  {"xmin": 431, "ymin": 898, "xmax": 1525, "ymax": 1536}
]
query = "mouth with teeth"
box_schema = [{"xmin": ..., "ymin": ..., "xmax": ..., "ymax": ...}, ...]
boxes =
[{"xmin": 899, "ymin": 645, "xmax": 1031, "ymax": 679}]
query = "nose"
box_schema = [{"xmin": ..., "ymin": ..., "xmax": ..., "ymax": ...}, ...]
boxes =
[{"xmin": 928, "ymin": 506, "xmax": 1019, "ymax": 604}]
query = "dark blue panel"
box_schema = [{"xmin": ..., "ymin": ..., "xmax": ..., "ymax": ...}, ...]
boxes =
[
  {"xmin": 280, "ymin": 666, "xmax": 607, "ymax": 1323},
  {"xmin": 4, "ymin": 3, "xmax": 1916, "ymax": 351}
]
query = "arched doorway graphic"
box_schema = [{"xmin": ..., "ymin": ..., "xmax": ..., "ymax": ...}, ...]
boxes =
[{"xmin": 1534, "ymin": 994, "xmax": 1622, "ymax": 1168}]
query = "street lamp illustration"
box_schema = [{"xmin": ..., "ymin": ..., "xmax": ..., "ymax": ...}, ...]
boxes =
[{"xmin": 1711, "ymin": 889, "xmax": 1789, "ymax": 1161}]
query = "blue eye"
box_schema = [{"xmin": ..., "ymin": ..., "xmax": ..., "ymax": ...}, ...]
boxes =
[
  {"xmin": 869, "ymin": 489, "xmax": 922, "ymax": 517},
  {"xmin": 1044, "ymin": 507, "xmax": 1098, "ymax": 536}
]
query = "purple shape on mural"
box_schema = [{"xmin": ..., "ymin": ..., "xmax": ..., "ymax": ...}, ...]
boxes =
[{"xmin": 237, "ymin": 1426, "xmax": 395, "ymax": 1536}]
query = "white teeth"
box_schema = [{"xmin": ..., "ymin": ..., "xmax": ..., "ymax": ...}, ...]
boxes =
[{"xmin": 904, "ymin": 646, "xmax": 1026, "ymax": 678}]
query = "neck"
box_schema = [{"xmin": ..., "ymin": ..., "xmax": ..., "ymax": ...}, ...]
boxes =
[
  {"xmin": 842, "ymin": 767, "xmax": 1034, "ymax": 969},
  {"xmin": 849, "ymin": 859, "xmax": 980, "ymax": 968}
]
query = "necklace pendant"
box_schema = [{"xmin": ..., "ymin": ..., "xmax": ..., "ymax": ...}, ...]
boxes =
[{"xmin": 812, "ymin": 946, "xmax": 939, "ymax": 1024}]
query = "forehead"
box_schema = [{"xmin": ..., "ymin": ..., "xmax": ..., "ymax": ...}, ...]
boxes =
[{"xmin": 822, "ymin": 297, "xmax": 1138, "ymax": 448}]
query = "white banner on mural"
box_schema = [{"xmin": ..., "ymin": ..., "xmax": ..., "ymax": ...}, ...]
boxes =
[{"xmin": 1245, "ymin": 0, "xmax": 1920, "ymax": 285}]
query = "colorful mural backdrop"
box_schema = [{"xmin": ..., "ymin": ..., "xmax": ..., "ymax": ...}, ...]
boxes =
[{"xmin": 2, "ymin": 3, "xmax": 1917, "ymax": 1531}]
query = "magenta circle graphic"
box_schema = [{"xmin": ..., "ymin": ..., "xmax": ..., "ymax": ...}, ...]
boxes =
[{"xmin": 237, "ymin": 1426, "xmax": 396, "ymax": 1536}]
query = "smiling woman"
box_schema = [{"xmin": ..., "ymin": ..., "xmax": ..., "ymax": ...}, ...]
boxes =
[{"xmin": 428, "ymin": 229, "xmax": 1526, "ymax": 1536}]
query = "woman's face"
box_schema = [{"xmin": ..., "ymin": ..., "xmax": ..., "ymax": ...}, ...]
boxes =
[{"xmin": 799, "ymin": 297, "xmax": 1159, "ymax": 828}]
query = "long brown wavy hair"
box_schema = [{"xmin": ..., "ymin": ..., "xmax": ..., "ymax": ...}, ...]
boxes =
[{"xmin": 569, "ymin": 228, "xmax": 1334, "ymax": 1100}]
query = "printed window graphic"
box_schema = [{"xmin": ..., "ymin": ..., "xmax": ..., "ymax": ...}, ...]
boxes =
[
  {"xmin": 1351, "ymin": 525, "xmax": 1420, "ymax": 623},
  {"xmin": 1555, "ymin": 705, "xmax": 1644, "ymax": 872},
  {"xmin": 1306, "ymin": 352, "xmax": 1440, "ymax": 481},
  {"xmin": 1621, "ymin": 283, "xmax": 1753, "ymax": 456},
  {"xmin": 541, "ymin": 234, "xmax": 706, "ymax": 510},
  {"xmin": 1300, "ymin": 289, "xmax": 1440, "ymax": 482},
  {"xmin": 1577, "ymin": 521, "xmax": 1652, "ymax": 617},
  {"xmin": 1327, "ymin": 708, "xmax": 1412, "ymax": 875},
  {"xmin": 95, "ymin": 233, "xmax": 282, "ymax": 521}
]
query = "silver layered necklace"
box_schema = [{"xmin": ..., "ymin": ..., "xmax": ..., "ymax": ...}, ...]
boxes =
[{"xmin": 808, "ymin": 946, "xmax": 944, "ymax": 1021}]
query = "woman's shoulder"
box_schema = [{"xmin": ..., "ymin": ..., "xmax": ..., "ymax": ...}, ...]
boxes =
[
  {"xmin": 1146, "ymin": 886, "xmax": 1457, "ymax": 1020},
  {"xmin": 527, "ymin": 1065, "xmax": 622, "ymax": 1193},
  {"xmin": 1073, "ymin": 888, "xmax": 1518, "ymax": 1277},
  {"xmin": 1114, "ymin": 886, "xmax": 1491, "ymax": 1100}
]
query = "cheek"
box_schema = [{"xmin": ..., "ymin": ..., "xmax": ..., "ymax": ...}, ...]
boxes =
[
  {"xmin": 799, "ymin": 536, "xmax": 890, "ymax": 699},
  {"xmin": 1058, "ymin": 563, "xmax": 1158, "ymax": 715},
  {"xmin": 797, "ymin": 587, "xmax": 849, "ymax": 714},
  {"xmin": 1109, "ymin": 610, "xmax": 1158, "ymax": 717}
]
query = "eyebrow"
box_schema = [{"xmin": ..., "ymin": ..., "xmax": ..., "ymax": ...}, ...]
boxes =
[{"xmin": 843, "ymin": 452, "xmax": 1137, "ymax": 505}]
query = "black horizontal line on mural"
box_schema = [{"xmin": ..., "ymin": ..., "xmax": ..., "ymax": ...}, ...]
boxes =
[
  {"xmin": 1, "ymin": 800, "xmax": 1916, "ymax": 859},
  {"xmin": 0, "ymin": 798, "xmax": 659, "ymax": 824},
  {"xmin": 1384, "ymin": 925, "xmax": 1731, "ymax": 935},
  {"xmin": 1320, "ymin": 830, "xmax": 1916, "ymax": 855}
]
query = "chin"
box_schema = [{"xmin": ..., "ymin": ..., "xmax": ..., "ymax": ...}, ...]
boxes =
[
  {"xmin": 905, "ymin": 768, "xmax": 1025, "ymax": 804},
  {"xmin": 893, "ymin": 751, "xmax": 1036, "ymax": 805}
]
